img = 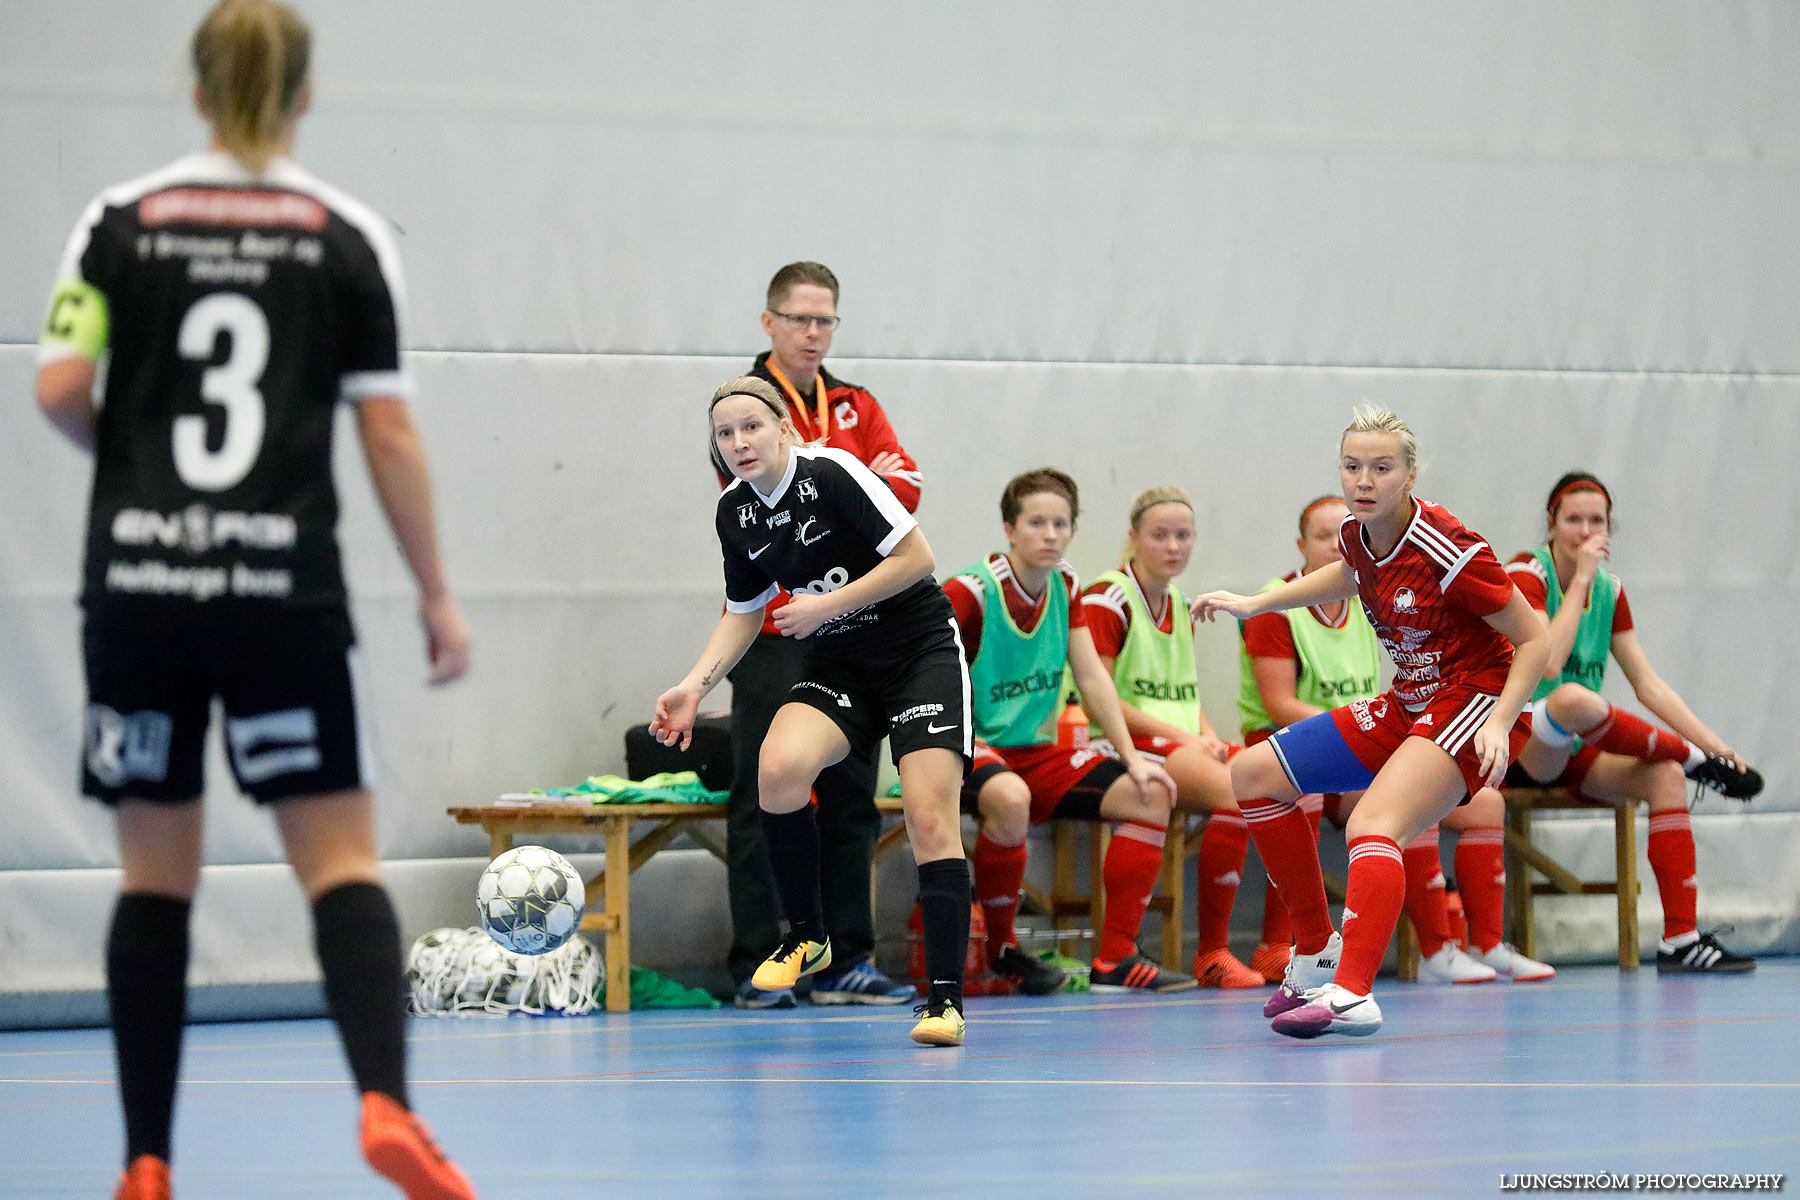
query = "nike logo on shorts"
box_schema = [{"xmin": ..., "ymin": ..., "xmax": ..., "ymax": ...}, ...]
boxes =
[
  {"xmin": 749, "ymin": 544, "xmax": 772, "ymax": 559},
  {"xmin": 926, "ymin": 722, "xmax": 957, "ymax": 733}
]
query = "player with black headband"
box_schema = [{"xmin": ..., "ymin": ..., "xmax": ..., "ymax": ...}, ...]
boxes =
[
  {"xmin": 651, "ymin": 376, "xmax": 974, "ymax": 1046},
  {"xmin": 34, "ymin": 2, "xmax": 475, "ymax": 1197}
]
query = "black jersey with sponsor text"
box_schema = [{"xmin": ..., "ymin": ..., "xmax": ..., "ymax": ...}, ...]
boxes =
[
  {"xmin": 44, "ymin": 153, "xmax": 411, "ymax": 612},
  {"xmin": 716, "ymin": 447, "xmax": 952, "ymax": 656}
]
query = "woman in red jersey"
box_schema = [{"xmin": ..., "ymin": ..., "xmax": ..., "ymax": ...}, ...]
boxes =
[
  {"xmin": 1233, "ymin": 495, "xmax": 1543, "ymax": 987},
  {"xmin": 1078, "ymin": 485, "xmax": 1263, "ymax": 988},
  {"xmin": 1192, "ymin": 406, "xmax": 1549, "ymax": 1038},
  {"xmin": 1504, "ymin": 471, "xmax": 1761, "ymax": 974}
]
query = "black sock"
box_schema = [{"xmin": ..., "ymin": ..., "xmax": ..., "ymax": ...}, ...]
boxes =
[
  {"xmin": 108, "ymin": 892, "xmax": 192, "ymax": 1165},
  {"xmin": 312, "ymin": 881, "xmax": 409, "ymax": 1109},
  {"xmin": 916, "ymin": 857, "xmax": 971, "ymax": 1006},
  {"xmin": 759, "ymin": 807, "xmax": 825, "ymax": 942}
]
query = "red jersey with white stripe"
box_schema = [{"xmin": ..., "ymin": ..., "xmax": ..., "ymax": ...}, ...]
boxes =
[
  {"xmin": 1337, "ymin": 498, "xmax": 1515, "ymax": 712},
  {"xmin": 1079, "ymin": 562, "xmax": 1177, "ymax": 658},
  {"xmin": 943, "ymin": 553, "xmax": 1085, "ymax": 664},
  {"xmin": 1502, "ymin": 552, "xmax": 1634, "ymax": 632}
]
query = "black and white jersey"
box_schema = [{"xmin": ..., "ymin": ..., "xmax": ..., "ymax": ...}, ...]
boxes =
[
  {"xmin": 39, "ymin": 152, "xmax": 412, "ymax": 612},
  {"xmin": 716, "ymin": 447, "xmax": 948, "ymax": 654}
]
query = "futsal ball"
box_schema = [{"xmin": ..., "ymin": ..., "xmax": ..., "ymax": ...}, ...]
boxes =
[{"xmin": 476, "ymin": 845, "xmax": 586, "ymax": 955}]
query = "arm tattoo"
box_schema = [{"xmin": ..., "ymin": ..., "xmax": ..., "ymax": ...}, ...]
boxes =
[{"xmin": 698, "ymin": 658, "xmax": 725, "ymax": 689}]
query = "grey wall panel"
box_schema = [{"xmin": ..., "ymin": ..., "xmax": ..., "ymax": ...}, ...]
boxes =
[
  {"xmin": 7, "ymin": 344, "xmax": 1793, "ymax": 871},
  {"xmin": 6, "ymin": 3, "xmax": 1800, "ymax": 369},
  {"xmin": 4, "ymin": 3, "xmax": 1798, "ymax": 1008}
]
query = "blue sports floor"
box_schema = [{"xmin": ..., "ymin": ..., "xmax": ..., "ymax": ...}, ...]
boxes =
[{"xmin": 4, "ymin": 963, "xmax": 1796, "ymax": 1198}]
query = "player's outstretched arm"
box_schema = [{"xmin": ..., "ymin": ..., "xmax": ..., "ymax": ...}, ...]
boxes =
[
  {"xmin": 1191, "ymin": 560, "xmax": 1356, "ymax": 624},
  {"xmin": 356, "ymin": 397, "xmax": 469, "ymax": 684},
  {"xmin": 1611, "ymin": 630, "xmax": 1744, "ymax": 768},
  {"xmin": 773, "ymin": 526, "xmax": 936, "ymax": 639},
  {"xmin": 652, "ymin": 609, "xmax": 764, "ymax": 750}
]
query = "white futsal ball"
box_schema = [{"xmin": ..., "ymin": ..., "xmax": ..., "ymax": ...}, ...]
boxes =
[{"xmin": 476, "ymin": 845, "xmax": 586, "ymax": 955}]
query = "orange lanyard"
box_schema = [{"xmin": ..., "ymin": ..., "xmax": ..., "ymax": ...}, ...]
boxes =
[{"xmin": 766, "ymin": 357, "xmax": 830, "ymax": 443}]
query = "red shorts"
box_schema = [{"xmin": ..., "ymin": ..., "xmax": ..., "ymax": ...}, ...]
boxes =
[
  {"xmin": 964, "ymin": 739, "xmax": 1126, "ymax": 823},
  {"xmin": 1329, "ymin": 686, "xmax": 1531, "ymax": 799},
  {"xmin": 1508, "ymin": 715, "xmax": 1604, "ymax": 797}
]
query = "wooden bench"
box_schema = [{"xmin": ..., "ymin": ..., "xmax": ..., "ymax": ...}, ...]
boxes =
[
  {"xmin": 1501, "ymin": 785, "xmax": 1640, "ymax": 969},
  {"xmin": 450, "ymin": 796, "xmax": 907, "ymax": 1012}
]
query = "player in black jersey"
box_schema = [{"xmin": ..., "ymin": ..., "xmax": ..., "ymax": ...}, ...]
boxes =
[
  {"xmin": 652, "ymin": 376, "xmax": 974, "ymax": 1046},
  {"xmin": 33, "ymin": 4, "xmax": 475, "ymax": 1198}
]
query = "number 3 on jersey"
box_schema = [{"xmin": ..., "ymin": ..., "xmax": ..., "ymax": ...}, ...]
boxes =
[{"xmin": 175, "ymin": 293, "xmax": 267, "ymax": 492}]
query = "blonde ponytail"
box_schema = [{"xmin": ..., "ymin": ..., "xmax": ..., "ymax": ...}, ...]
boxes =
[{"xmin": 192, "ymin": 0, "xmax": 311, "ymax": 174}]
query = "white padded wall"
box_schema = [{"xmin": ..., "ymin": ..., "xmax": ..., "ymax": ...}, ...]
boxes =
[{"xmin": 3, "ymin": 2, "xmax": 1797, "ymax": 1013}]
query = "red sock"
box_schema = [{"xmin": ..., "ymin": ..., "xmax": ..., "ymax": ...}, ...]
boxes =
[
  {"xmin": 1647, "ymin": 809, "xmax": 1698, "ymax": 940},
  {"xmin": 1402, "ymin": 828, "xmax": 1450, "ymax": 958},
  {"xmin": 1259, "ymin": 798, "xmax": 1325, "ymax": 947},
  {"xmin": 1243, "ymin": 799, "xmax": 1333, "ymax": 954},
  {"xmin": 971, "ymin": 831, "xmax": 1029, "ymax": 957},
  {"xmin": 1334, "ymin": 836, "xmax": 1405, "ymax": 996},
  {"xmin": 1453, "ymin": 829, "xmax": 1507, "ymax": 953},
  {"xmin": 1579, "ymin": 705, "xmax": 1693, "ymax": 765},
  {"xmin": 1194, "ymin": 812, "xmax": 1249, "ymax": 954},
  {"xmin": 1096, "ymin": 821, "xmax": 1166, "ymax": 964}
]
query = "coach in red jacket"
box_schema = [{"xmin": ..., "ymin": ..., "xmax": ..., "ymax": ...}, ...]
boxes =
[{"xmin": 717, "ymin": 262, "xmax": 923, "ymax": 1007}]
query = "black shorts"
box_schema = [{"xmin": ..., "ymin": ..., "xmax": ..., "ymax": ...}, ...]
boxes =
[
  {"xmin": 81, "ymin": 604, "xmax": 371, "ymax": 805},
  {"xmin": 786, "ymin": 618, "xmax": 971, "ymax": 768}
]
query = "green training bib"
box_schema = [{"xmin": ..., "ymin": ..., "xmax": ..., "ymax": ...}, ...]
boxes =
[{"xmin": 963, "ymin": 558, "xmax": 1068, "ymax": 748}]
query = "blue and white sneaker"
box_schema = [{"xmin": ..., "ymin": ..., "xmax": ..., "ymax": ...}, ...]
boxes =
[
  {"xmin": 809, "ymin": 958, "xmax": 916, "ymax": 1006},
  {"xmin": 733, "ymin": 979, "xmax": 797, "ymax": 1009}
]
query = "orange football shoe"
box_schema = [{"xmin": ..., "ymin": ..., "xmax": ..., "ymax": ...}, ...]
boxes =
[
  {"xmin": 1249, "ymin": 941, "xmax": 1292, "ymax": 984},
  {"xmin": 1192, "ymin": 947, "xmax": 1265, "ymax": 989},
  {"xmin": 114, "ymin": 1156, "xmax": 170, "ymax": 1200},
  {"xmin": 360, "ymin": 1092, "xmax": 478, "ymax": 1200}
]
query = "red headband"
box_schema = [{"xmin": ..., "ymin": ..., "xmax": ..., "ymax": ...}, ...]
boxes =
[
  {"xmin": 1549, "ymin": 480, "xmax": 1610, "ymax": 515},
  {"xmin": 1299, "ymin": 496, "xmax": 1346, "ymax": 531}
]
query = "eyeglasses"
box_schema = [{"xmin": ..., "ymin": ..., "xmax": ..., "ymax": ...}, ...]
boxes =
[{"xmin": 768, "ymin": 310, "xmax": 840, "ymax": 331}]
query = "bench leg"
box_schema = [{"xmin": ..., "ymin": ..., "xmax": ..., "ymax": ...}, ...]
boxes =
[
  {"xmin": 1396, "ymin": 913, "xmax": 1420, "ymax": 982},
  {"xmin": 1054, "ymin": 823, "xmax": 1081, "ymax": 958},
  {"xmin": 1505, "ymin": 802, "xmax": 1535, "ymax": 959},
  {"xmin": 603, "ymin": 815, "xmax": 632, "ymax": 1013},
  {"xmin": 1614, "ymin": 803, "xmax": 1640, "ymax": 970},
  {"xmin": 1160, "ymin": 814, "xmax": 1186, "ymax": 970},
  {"xmin": 1088, "ymin": 824, "xmax": 1109, "ymax": 954},
  {"xmin": 487, "ymin": 829, "xmax": 512, "ymax": 860}
]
